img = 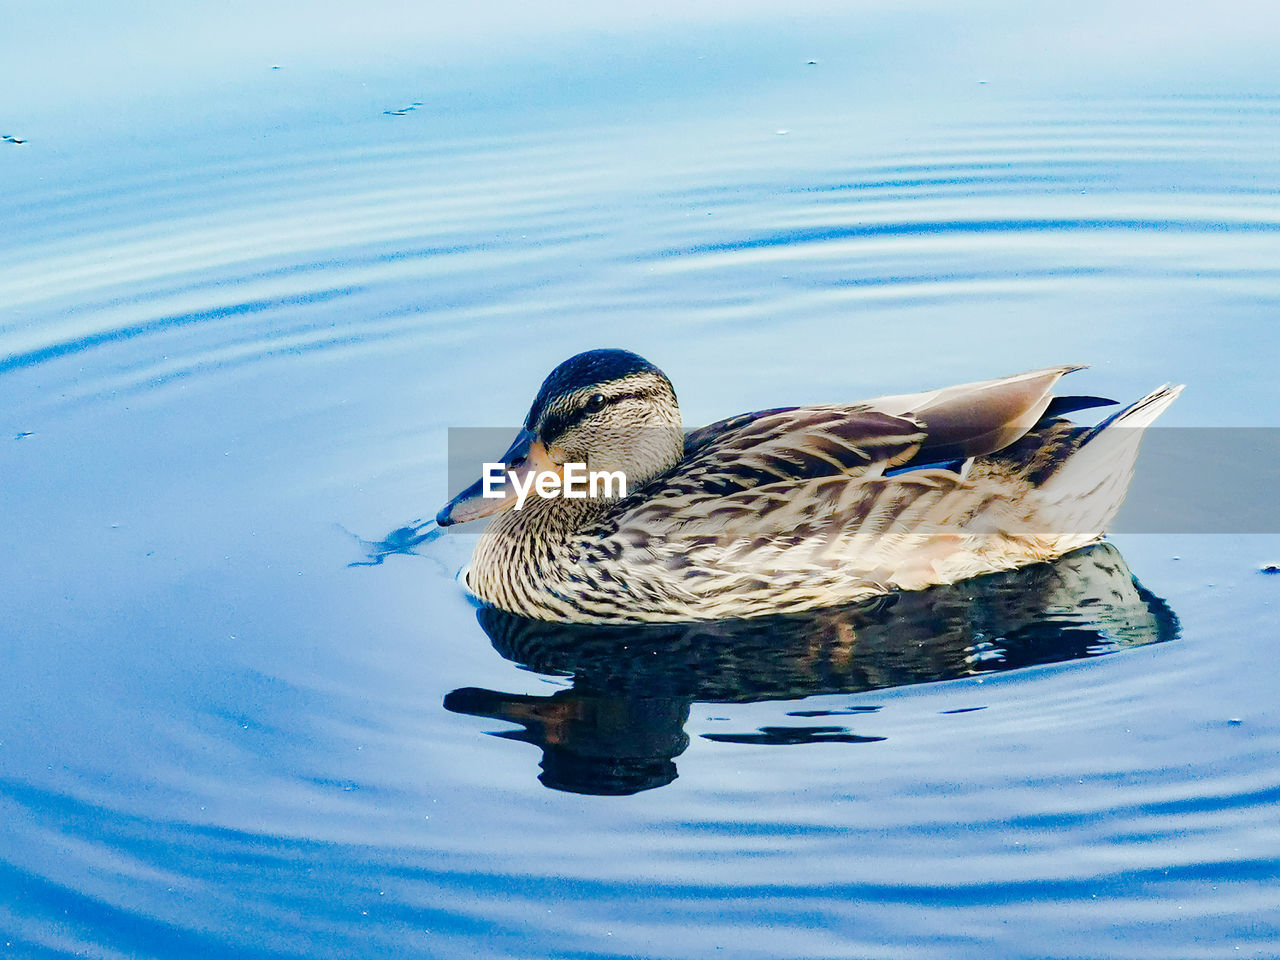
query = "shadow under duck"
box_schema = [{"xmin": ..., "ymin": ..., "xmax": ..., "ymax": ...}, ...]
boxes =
[
  {"xmin": 443, "ymin": 542, "xmax": 1179, "ymax": 795},
  {"xmin": 437, "ymin": 349, "xmax": 1181, "ymax": 623}
]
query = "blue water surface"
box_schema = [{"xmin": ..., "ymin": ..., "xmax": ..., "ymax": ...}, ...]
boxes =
[{"xmin": 3, "ymin": 2, "xmax": 1279, "ymax": 958}]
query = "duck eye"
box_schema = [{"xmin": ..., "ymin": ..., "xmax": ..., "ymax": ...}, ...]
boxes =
[{"xmin": 584, "ymin": 393, "xmax": 607, "ymax": 414}]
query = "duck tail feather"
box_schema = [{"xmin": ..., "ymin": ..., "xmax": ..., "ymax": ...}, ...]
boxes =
[
  {"xmin": 1040, "ymin": 394, "xmax": 1118, "ymax": 421},
  {"xmin": 1086, "ymin": 383, "xmax": 1184, "ymax": 436},
  {"xmin": 1032, "ymin": 384, "xmax": 1184, "ymax": 535}
]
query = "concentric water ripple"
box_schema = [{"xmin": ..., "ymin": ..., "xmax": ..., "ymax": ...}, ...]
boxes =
[{"xmin": 6, "ymin": 103, "xmax": 1279, "ymax": 415}]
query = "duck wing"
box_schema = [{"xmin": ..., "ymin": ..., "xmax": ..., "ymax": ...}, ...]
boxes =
[
  {"xmin": 864, "ymin": 364, "xmax": 1086, "ymax": 465},
  {"xmin": 675, "ymin": 405, "xmax": 927, "ymax": 495},
  {"xmin": 683, "ymin": 407, "xmax": 798, "ymax": 457},
  {"xmin": 594, "ymin": 365, "xmax": 1085, "ymax": 541},
  {"xmin": 677, "ymin": 365, "xmax": 1085, "ymax": 489}
]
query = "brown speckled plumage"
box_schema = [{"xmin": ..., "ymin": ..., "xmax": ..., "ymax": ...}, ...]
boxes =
[{"xmin": 438, "ymin": 349, "xmax": 1181, "ymax": 623}]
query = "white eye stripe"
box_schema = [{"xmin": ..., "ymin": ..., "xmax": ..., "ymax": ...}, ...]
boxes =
[{"xmin": 540, "ymin": 387, "xmax": 665, "ymax": 439}]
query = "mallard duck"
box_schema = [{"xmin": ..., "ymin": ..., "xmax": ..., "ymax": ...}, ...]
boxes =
[{"xmin": 437, "ymin": 349, "xmax": 1181, "ymax": 624}]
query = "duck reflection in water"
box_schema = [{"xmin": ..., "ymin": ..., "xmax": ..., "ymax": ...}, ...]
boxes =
[{"xmin": 444, "ymin": 543, "xmax": 1178, "ymax": 796}]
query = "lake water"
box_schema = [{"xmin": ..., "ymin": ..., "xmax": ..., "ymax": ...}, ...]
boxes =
[{"xmin": 3, "ymin": 3, "xmax": 1279, "ymax": 957}]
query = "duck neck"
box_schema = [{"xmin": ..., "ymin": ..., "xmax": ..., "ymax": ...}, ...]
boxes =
[{"xmin": 469, "ymin": 494, "xmax": 611, "ymax": 605}]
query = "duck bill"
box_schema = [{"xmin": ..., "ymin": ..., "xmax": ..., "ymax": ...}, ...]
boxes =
[{"xmin": 436, "ymin": 428, "xmax": 560, "ymax": 526}]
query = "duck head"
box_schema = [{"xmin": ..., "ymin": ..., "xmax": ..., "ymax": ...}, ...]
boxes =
[{"xmin": 436, "ymin": 349, "xmax": 684, "ymax": 525}]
